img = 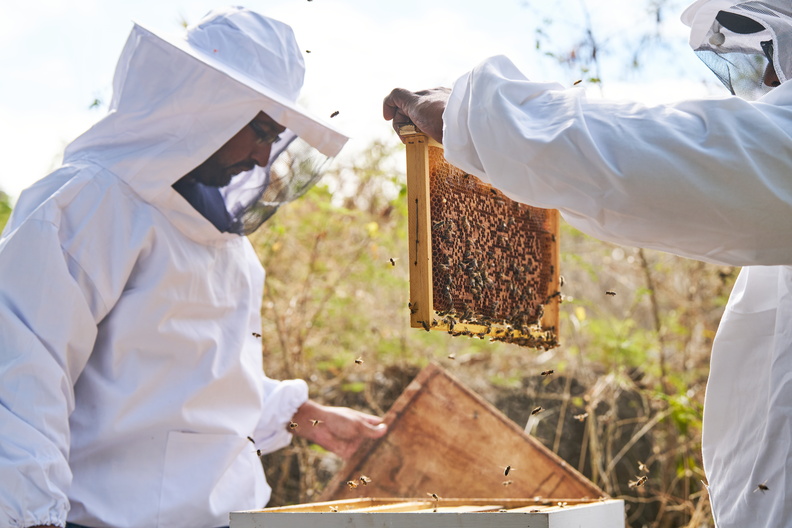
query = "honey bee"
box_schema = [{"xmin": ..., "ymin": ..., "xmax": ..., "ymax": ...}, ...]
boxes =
[
  {"xmin": 504, "ymin": 465, "xmax": 513, "ymax": 476},
  {"xmin": 420, "ymin": 320, "xmax": 431, "ymax": 332},
  {"xmin": 252, "ymin": 332, "xmax": 261, "ymax": 338},
  {"xmin": 502, "ymin": 480, "xmax": 513, "ymax": 486},
  {"xmin": 305, "ymin": 50, "xmax": 311, "ymax": 53},
  {"xmin": 754, "ymin": 481, "xmax": 769, "ymax": 493},
  {"xmin": 605, "ymin": 291, "xmax": 616, "ymax": 296},
  {"xmin": 329, "ymin": 506, "xmax": 338, "ymax": 512},
  {"xmin": 531, "ymin": 406, "xmax": 544, "ymax": 416},
  {"xmin": 330, "ymin": 110, "xmax": 340, "ymax": 118},
  {"xmin": 389, "ymin": 258, "xmax": 398, "ymax": 266},
  {"xmin": 573, "ymin": 79, "xmax": 583, "ymax": 85},
  {"xmin": 311, "ymin": 419, "xmax": 323, "ymax": 426},
  {"xmin": 541, "ymin": 370, "xmax": 554, "ymax": 377},
  {"xmin": 573, "ymin": 412, "xmax": 589, "ymax": 421},
  {"xmin": 288, "ymin": 421, "xmax": 299, "ymax": 430},
  {"xmin": 447, "ymin": 353, "xmax": 456, "ymax": 360},
  {"xmin": 638, "ymin": 461, "xmax": 649, "ymax": 473},
  {"xmin": 247, "ymin": 436, "xmax": 255, "ymax": 444},
  {"xmin": 557, "ymin": 502, "xmax": 568, "ymax": 508},
  {"xmin": 628, "ymin": 475, "xmax": 648, "ymax": 488},
  {"xmin": 359, "ymin": 475, "xmax": 372, "ymax": 485},
  {"xmin": 347, "ymin": 480, "xmax": 359, "ymax": 489},
  {"xmin": 354, "ymin": 357, "xmax": 364, "ymax": 365},
  {"xmin": 427, "ymin": 492, "xmax": 440, "ymax": 500},
  {"xmin": 545, "ymin": 291, "xmax": 562, "ymax": 304}
]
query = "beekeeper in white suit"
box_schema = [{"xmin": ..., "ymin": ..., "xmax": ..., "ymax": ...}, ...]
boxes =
[
  {"xmin": 384, "ymin": 1, "xmax": 792, "ymax": 526},
  {"xmin": 0, "ymin": 7, "xmax": 386, "ymax": 528}
]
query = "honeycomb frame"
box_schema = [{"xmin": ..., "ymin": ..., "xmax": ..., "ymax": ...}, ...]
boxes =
[{"xmin": 402, "ymin": 126, "xmax": 560, "ymax": 349}]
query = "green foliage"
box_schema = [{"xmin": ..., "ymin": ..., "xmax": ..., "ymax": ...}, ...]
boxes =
[{"xmin": 0, "ymin": 191, "xmax": 11, "ymax": 233}]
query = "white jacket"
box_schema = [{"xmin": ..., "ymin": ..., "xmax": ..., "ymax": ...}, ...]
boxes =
[
  {"xmin": 0, "ymin": 9, "xmax": 344, "ymax": 528},
  {"xmin": 444, "ymin": 55, "xmax": 792, "ymax": 528}
]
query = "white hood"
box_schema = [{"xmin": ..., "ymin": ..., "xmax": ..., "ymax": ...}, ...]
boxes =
[
  {"xmin": 61, "ymin": 6, "xmax": 347, "ymax": 239},
  {"xmin": 681, "ymin": 1, "xmax": 792, "ymax": 97}
]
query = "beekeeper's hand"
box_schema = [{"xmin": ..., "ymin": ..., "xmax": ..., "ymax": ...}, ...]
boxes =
[
  {"xmin": 289, "ymin": 400, "xmax": 387, "ymax": 459},
  {"xmin": 383, "ymin": 87, "xmax": 450, "ymax": 144}
]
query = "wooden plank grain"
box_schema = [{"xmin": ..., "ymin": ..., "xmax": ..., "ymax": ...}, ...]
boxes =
[
  {"xmin": 404, "ymin": 131, "xmax": 433, "ymax": 330},
  {"xmin": 319, "ymin": 363, "xmax": 603, "ymax": 501}
]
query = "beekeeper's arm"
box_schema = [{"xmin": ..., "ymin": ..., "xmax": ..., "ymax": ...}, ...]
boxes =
[
  {"xmin": 290, "ymin": 400, "xmax": 387, "ymax": 459},
  {"xmin": 0, "ymin": 219, "xmax": 99, "ymax": 528},
  {"xmin": 385, "ymin": 55, "xmax": 792, "ymax": 267},
  {"xmin": 250, "ymin": 377, "xmax": 386, "ymax": 460}
]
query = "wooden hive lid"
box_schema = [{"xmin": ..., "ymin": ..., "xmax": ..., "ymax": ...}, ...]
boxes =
[{"xmin": 319, "ymin": 363, "xmax": 604, "ymax": 501}]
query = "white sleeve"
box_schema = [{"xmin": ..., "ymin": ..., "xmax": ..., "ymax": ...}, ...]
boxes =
[
  {"xmin": 252, "ymin": 376, "xmax": 308, "ymax": 455},
  {"xmin": 443, "ymin": 55, "xmax": 792, "ymax": 266},
  {"xmin": 0, "ymin": 220, "xmax": 99, "ymax": 528}
]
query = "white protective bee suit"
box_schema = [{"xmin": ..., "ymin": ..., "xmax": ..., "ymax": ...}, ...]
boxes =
[
  {"xmin": 442, "ymin": 2, "xmax": 792, "ymax": 527},
  {"xmin": 0, "ymin": 7, "xmax": 346, "ymax": 528}
]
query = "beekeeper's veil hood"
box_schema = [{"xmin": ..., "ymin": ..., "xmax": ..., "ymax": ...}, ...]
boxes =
[
  {"xmin": 682, "ymin": 0, "xmax": 792, "ymax": 98},
  {"xmin": 63, "ymin": 6, "xmax": 347, "ymax": 238}
]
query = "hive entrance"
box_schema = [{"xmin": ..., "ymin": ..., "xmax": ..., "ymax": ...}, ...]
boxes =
[{"xmin": 403, "ymin": 126, "xmax": 560, "ymax": 349}]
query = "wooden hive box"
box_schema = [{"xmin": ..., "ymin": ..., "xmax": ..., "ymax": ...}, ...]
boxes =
[
  {"xmin": 318, "ymin": 363, "xmax": 603, "ymax": 501},
  {"xmin": 230, "ymin": 497, "xmax": 625, "ymax": 528},
  {"xmin": 402, "ymin": 126, "xmax": 560, "ymax": 349}
]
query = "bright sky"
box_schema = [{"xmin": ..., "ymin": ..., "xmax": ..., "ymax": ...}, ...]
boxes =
[{"xmin": 0, "ymin": 0, "xmax": 714, "ymax": 202}]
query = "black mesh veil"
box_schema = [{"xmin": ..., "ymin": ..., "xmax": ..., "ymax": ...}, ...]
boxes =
[
  {"xmin": 688, "ymin": 1, "xmax": 792, "ymax": 99},
  {"xmin": 220, "ymin": 130, "xmax": 329, "ymax": 235},
  {"xmin": 696, "ymin": 48, "xmax": 770, "ymax": 98}
]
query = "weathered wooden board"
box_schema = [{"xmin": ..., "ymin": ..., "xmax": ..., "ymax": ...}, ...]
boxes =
[
  {"xmin": 318, "ymin": 363, "xmax": 603, "ymax": 501},
  {"xmin": 230, "ymin": 497, "xmax": 625, "ymax": 528}
]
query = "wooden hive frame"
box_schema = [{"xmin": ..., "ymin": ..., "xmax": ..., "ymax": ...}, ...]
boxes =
[{"xmin": 402, "ymin": 126, "xmax": 560, "ymax": 349}]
